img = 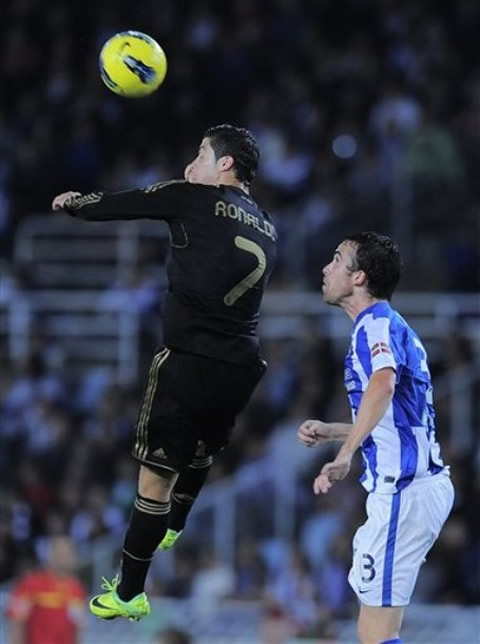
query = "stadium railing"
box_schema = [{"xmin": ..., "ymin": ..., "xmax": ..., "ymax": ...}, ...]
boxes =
[{"xmin": 1, "ymin": 287, "xmax": 479, "ymax": 374}]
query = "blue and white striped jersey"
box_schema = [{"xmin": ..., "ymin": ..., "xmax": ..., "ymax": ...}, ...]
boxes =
[{"xmin": 344, "ymin": 301, "xmax": 447, "ymax": 494}]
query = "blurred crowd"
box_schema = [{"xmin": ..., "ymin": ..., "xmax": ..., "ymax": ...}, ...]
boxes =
[
  {"xmin": 1, "ymin": 0, "xmax": 479, "ymax": 289},
  {"xmin": 1, "ymin": 324, "xmax": 478, "ymax": 638},
  {"xmin": 1, "ymin": 0, "xmax": 480, "ymax": 639}
]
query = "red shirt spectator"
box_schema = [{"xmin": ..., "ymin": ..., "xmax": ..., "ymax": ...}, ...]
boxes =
[{"xmin": 6, "ymin": 537, "xmax": 86, "ymax": 644}]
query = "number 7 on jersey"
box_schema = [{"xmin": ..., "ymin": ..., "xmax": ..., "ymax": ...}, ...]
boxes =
[{"xmin": 224, "ymin": 236, "xmax": 267, "ymax": 306}]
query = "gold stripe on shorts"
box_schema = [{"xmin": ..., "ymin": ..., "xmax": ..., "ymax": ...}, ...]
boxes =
[{"xmin": 133, "ymin": 348, "xmax": 170, "ymax": 460}]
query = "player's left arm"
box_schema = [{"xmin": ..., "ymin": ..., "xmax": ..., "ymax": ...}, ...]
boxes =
[
  {"xmin": 313, "ymin": 367, "xmax": 396, "ymax": 494},
  {"xmin": 297, "ymin": 420, "xmax": 352, "ymax": 447},
  {"xmin": 51, "ymin": 181, "xmax": 192, "ymax": 221}
]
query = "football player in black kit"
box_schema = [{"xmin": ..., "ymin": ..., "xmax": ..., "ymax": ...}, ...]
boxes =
[{"xmin": 52, "ymin": 124, "xmax": 277, "ymax": 621}]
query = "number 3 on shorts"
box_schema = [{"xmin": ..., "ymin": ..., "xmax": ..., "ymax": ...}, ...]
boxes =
[
  {"xmin": 224, "ymin": 236, "xmax": 267, "ymax": 306},
  {"xmin": 361, "ymin": 553, "xmax": 376, "ymax": 582}
]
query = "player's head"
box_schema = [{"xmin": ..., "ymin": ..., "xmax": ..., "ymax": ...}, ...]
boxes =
[
  {"xmin": 46, "ymin": 535, "xmax": 78, "ymax": 575},
  {"xmin": 185, "ymin": 124, "xmax": 259, "ymax": 188},
  {"xmin": 322, "ymin": 231, "xmax": 401, "ymax": 306}
]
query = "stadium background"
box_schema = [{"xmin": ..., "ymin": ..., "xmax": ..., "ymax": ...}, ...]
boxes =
[{"xmin": 1, "ymin": 0, "xmax": 479, "ymax": 642}]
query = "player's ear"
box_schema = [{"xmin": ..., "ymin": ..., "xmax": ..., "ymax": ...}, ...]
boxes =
[
  {"xmin": 353, "ymin": 270, "xmax": 367, "ymax": 287},
  {"xmin": 217, "ymin": 155, "xmax": 235, "ymax": 172}
]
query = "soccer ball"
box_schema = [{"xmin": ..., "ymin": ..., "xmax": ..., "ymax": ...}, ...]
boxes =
[{"xmin": 99, "ymin": 31, "xmax": 167, "ymax": 98}]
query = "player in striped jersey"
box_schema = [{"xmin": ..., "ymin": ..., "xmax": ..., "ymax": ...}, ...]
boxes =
[{"xmin": 298, "ymin": 232, "xmax": 454, "ymax": 644}]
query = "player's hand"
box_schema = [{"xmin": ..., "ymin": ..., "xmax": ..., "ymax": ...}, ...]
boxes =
[
  {"xmin": 297, "ymin": 420, "xmax": 332, "ymax": 447},
  {"xmin": 313, "ymin": 450, "xmax": 352, "ymax": 494},
  {"xmin": 52, "ymin": 191, "xmax": 82, "ymax": 211}
]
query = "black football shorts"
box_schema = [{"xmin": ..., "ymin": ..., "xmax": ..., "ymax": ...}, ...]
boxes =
[{"xmin": 132, "ymin": 347, "xmax": 266, "ymax": 473}]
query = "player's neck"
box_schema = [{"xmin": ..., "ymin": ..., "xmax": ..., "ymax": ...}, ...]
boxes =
[
  {"xmin": 342, "ymin": 295, "xmax": 384, "ymax": 322},
  {"xmin": 217, "ymin": 174, "xmax": 250, "ymax": 194}
]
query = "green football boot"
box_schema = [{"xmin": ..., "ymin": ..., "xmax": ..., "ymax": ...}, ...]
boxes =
[{"xmin": 89, "ymin": 575, "xmax": 150, "ymax": 622}]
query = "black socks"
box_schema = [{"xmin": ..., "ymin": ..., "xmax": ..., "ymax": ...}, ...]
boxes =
[
  {"xmin": 168, "ymin": 457, "xmax": 212, "ymax": 532},
  {"xmin": 117, "ymin": 495, "xmax": 170, "ymax": 601},
  {"xmin": 116, "ymin": 457, "xmax": 212, "ymax": 601}
]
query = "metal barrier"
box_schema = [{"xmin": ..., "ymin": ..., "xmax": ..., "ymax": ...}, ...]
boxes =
[
  {"xmin": 1, "ymin": 288, "xmax": 479, "ymax": 380},
  {"xmin": 0, "ymin": 292, "xmax": 140, "ymax": 383}
]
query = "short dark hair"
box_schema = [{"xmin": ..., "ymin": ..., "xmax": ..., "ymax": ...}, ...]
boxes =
[
  {"xmin": 344, "ymin": 231, "xmax": 402, "ymax": 300},
  {"xmin": 204, "ymin": 124, "xmax": 259, "ymax": 185}
]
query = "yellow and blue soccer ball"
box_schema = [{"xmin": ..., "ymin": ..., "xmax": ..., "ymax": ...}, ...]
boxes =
[{"xmin": 99, "ymin": 31, "xmax": 167, "ymax": 98}]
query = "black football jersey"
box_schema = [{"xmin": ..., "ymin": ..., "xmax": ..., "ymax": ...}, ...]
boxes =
[{"xmin": 63, "ymin": 181, "xmax": 277, "ymax": 364}]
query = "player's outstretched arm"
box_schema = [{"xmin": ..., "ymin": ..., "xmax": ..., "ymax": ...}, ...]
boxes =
[
  {"xmin": 51, "ymin": 181, "xmax": 192, "ymax": 222},
  {"xmin": 51, "ymin": 188, "xmax": 159, "ymax": 221}
]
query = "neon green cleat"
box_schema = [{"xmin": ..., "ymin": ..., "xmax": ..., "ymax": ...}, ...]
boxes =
[
  {"xmin": 157, "ymin": 528, "xmax": 182, "ymax": 551},
  {"xmin": 89, "ymin": 575, "xmax": 150, "ymax": 622}
]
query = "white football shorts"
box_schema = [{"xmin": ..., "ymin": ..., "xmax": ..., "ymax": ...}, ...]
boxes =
[{"xmin": 348, "ymin": 472, "xmax": 454, "ymax": 606}]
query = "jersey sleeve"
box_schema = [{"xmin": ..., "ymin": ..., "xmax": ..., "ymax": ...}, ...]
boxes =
[
  {"xmin": 363, "ymin": 316, "xmax": 400, "ymax": 377},
  {"xmin": 63, "ymin": 180, "xmax": 195, "ymax": 222}
]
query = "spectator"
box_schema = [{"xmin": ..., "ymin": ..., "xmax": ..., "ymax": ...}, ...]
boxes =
[
  {"xmin": 6, "ymin": 536, "xmax": 86, "ymax": 644},
  {"xmin": 190, "ymin": 549, "xmax": 235, "ymax": 604},
  {"xmin": 266, "ymin": 546, "xmax": 318, "ymax": 636}
]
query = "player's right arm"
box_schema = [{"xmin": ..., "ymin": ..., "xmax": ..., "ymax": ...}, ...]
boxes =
[
  {"xmin": 51, "ymin": 181, "xmax": 193, "ymax": 221},
  {"xmin": 297, "ymin": 420, "xmax": 352, "ymax": 447}
]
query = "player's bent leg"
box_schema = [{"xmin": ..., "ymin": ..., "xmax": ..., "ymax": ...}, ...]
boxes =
[
  {"xmin": 139, "ymin": 463, "xmax": 178, "ymax": 502},
  {"xmin": 90, "ymin": 465, "xmax": 178, "ymax": 620},
  {"xmin": 158, "ymin": 453, "xmax": 213, "ymax": 550},
  {"xmin": 357, "ymin": 604, "xmax": 404, "ymax": 644}
]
